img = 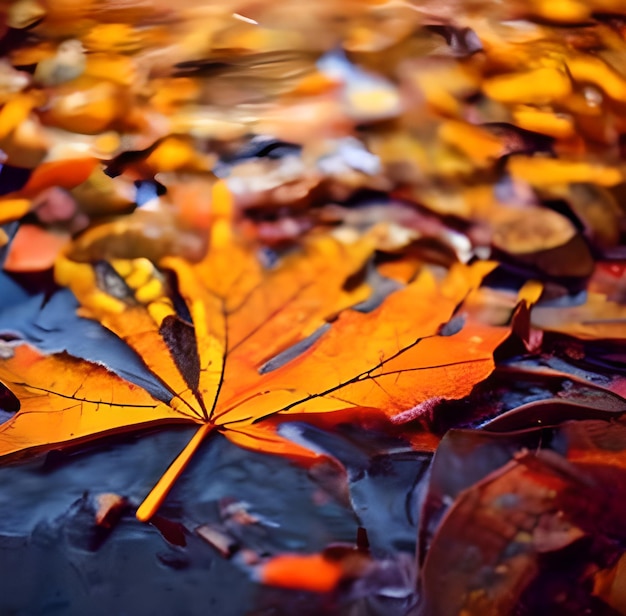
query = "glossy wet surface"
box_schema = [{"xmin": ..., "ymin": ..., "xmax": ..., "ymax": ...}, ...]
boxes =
[{"xmin": 0, "ymin": 426, "xmax": 424, "ymax": 615}]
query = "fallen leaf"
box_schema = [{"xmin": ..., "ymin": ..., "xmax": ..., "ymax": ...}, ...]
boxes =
[
  {"xmin": 507, "ymin": 156, "xmax": 623, "ymax": 188},
  {"xmin": 419, "ymin": 420, "xmax": 626, "ymax": 615},
  {"xmin": 195, "ymin": 523, "xmax": 238, "ymax": 557},
  {"xmin": 3, "ymin": 223, "xmax": 70, "ymax": 272},
  {"xmin": 10, "ymin": 157, "xmax": 99, "ymax": 199},
  {"xmin": 259, "ymin": 553, "xmax": 344, "ymax": 592},
  {"xmin": 94, "ymin": 492, "xmax": 127, "ymax": 528},
  {"xmin": 0, "ymin": 92, "xmax": 40, "ymax": 140},
  {"xmin": 511, "ymin": 106, "xmax": 575, "ymax": 140},
  {"xmin": 531, "ymin": 292, "xmax": 626, "ymax": 340},
  {"xmin": 0, "ymin": 198, "xmax": 30, "ymax": 225},
  {"xmin": 0, "ymin": 182, "xmax": 508, "ymax": 522},
  {"xmin": 482, "ymin": 67, "xmax": 572, "ymax": 105},
  {"xmin": 593, "ymin": 553, "xmax": 626, "ymax": 614},
  {"xmin": 490, "ymin": 208, "xmax": 577, "ymax": 255}
]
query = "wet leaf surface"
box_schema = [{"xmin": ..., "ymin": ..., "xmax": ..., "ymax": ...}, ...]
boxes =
[
  {"xmin": 0, "ymin": 427, "xmax": 422, "ymax": 615},
  {"xmin": 416, "ymin": 420, "xmax": 626, "ymax": 616},
  {"xmin": 2, "ymin": 0, "xmax": 626, "ymax": 613}
]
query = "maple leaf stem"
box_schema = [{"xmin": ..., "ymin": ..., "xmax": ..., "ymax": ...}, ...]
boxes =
[{"xmin": 136, "ymin": 423, "xmax": 214, "ymax": 522}]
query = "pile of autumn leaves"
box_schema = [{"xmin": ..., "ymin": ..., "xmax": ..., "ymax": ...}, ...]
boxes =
[{"xmin": 1, "ymin": 0, "xmax": 626, "ymax": 613}]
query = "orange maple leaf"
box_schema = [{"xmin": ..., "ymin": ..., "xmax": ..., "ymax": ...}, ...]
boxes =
[{"xmin": 0, "ymin": 182, "xmax": 509, "ymax": 521}]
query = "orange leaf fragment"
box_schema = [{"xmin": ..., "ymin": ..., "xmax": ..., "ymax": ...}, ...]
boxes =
[
  {"xmin": 0, "ymin": 345, "xmax": 181, "ymax": 459},
  {"xmin": 511, "ymin": 107, "xmax": 575, "ymax": 140},
  {"xmin": 508, "ymin": 156, "xmax": 623, "ymax": 188},
  {"xmin": 261, "ymin": 553, "xmax": 344, "ymax": 592},
  {"xmin": 0, "ymin": 199, "xmax": 30, "ymax": 225},
  {"xmin": 43, "ymin": 77, "xmax": 124, "ymax": 134},
  {"xmin": 438, "ymin": 120, "xmax": 504, "ymax": 164},
  {"xmin": 0, "ymin": 93, "xmax": 38, "ymax": 140},
  {"xmin": 144, "ymin": 136, "xmax": 205, "ymax": 173},
  {"xmin": 528, "ymin": 0, "xmax": 589, "ymax": 22},
  {"xmin": 288, "ymin": 71, "xmax": 339, "ymax": 97},
  {"xmin": 483, "ymin": 67, "xmax": 572, "ymax": 105},
  {"xmin": 82, "ymin": 23, "xmax": 141, "ymax": 53},
  {"xmin": 17, "ymin": 157, "xmax": 99, "ymax": 198},
  {"xmin": 567, "ymin": 55, "xmax": 626, "ymax": 103},
  {"xmin": 3, "ymin": 224, "xmax": 69, "ymax": 272}
]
